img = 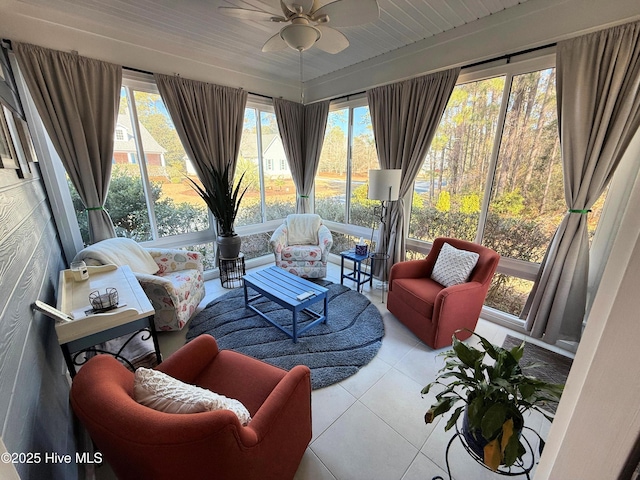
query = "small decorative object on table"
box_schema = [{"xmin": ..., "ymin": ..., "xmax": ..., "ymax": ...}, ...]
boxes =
[
  {"xmin": 89, "ymin": 287, "xmax": 119, "ymax": 312},
  {"xmin": 70, "ymin": 260, "xmax": 89, "ymax": 282},
  {"xmin": 423, "ymin": 329, "xmax": 565, "ymax": 479},
  {"xmin": 355, "ymin": 237, "xmax": 368, "ymax": 256}
]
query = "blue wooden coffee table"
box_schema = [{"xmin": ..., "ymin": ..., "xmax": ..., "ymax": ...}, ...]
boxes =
[{"xmin": 243, "ymin": 266, "xmax": 329, "ymax": 342}]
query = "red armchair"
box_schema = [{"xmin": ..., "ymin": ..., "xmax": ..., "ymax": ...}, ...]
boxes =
[
  {"xmin": 387, "ymin": 237, "xmax": 500, "ymax": 349},
  {"xmin": 70, "ymin": 335, "xmax": 312, "ymax": 480}
]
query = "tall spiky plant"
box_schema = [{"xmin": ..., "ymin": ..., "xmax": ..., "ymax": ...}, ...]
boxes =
[{"xmin": 186, "ymin": 160, "xmax": 249, "ymax": 236}]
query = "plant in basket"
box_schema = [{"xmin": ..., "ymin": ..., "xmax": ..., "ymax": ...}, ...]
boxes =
[{"xmin": 422, "ymin": 329, "xmax": 564, "ymax": 471}]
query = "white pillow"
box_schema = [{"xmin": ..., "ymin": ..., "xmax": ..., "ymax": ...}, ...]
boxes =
[
  {"xmin": 133, "ymin": 367, "xmax": 251, "ymax": 425},
  {"xmin": 431, "ymin": 242, "xmax": 480, "ymax": 287},
  {"xmin": 286, "ymin": 214, "xmax": 322, "ymax": 245}
]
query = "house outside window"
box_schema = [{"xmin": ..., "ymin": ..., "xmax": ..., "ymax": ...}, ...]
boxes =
[{"xmin": 236, "ymin": 107, "xmax": 294, "ymax": 225}]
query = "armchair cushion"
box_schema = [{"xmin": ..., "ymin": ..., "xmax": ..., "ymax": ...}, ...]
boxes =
[
  {"xmin": 286, "ymin": 214, "xmax": 322, "ymax": 245},
  {"xmin": 133, "ymin": 367, "xmax": 251, "ymax": 424},
  {"xmin": 282, "ymin": 245, "xmax": 323, "ymax": 262},
  {"xmin": 389, "ymin": 277, "xmax": 441, "ymax": 320},
  {"xmin": 431, "ymin": 242, "xmax": 480, "ymax": 287}
]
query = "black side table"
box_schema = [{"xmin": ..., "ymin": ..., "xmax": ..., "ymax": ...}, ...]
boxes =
[{"xmin": 219, "ymin": 253, "xmax": 245, "ymax": 289}]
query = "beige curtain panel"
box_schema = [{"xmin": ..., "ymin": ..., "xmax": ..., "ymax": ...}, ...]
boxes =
[
  {"xmin": 154, "ymin": 74, "xmax": 247, "ymax": 195},
  {"xmin": 367, "ymin": 67, "xmax": 460, "ymax": 277},
  {"xmin": 14, "ymin": 42, "xmax": 122, "ymax": 244},
  {"xmin": 523, "ymin": 20, "xmax": 640, "ymax": 343},
  {"xmin": 273, "ymin": 98, "xmax": 329, "ymax": 213}
]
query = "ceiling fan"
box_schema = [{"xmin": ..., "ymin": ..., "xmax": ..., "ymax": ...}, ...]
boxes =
[{"xmin": 219, "ymin": 0, "xmax": 379, "ymax": 54}]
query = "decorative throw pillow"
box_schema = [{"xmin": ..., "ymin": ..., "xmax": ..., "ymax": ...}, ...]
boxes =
[
  {"xmin": 431, "ymin": 242, "xmax": 480, "ymax": 287},
  {"xmin": 133, "ymin": 367, "xmax": 251, "ymax": 425}
]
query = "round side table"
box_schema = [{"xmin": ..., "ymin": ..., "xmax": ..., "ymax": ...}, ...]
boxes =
[{"xmin": 219, "ymin": 253, "xmax": 245, "ymax": 289}]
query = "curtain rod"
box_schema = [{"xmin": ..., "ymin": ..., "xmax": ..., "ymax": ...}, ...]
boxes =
[
  {"xmin": 123, "ymin": 65, "xmax": 273, "ymax": 101},
  {"xmin": 1, "ymin": 40, "xmax": 275, "ymax": 100},
  {"xmin": 329, "ymin": 41, "xmax": 558, "ymax": 103},
  {"xmin": 3, "ymin": 39, "xmax": 556, "ymax": 104}
]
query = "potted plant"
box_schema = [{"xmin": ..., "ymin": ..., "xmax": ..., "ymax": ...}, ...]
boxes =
[
  {"xmin": 422, "ymin": 329, "xmax": 564, "ymax": 471},
  {"xmin": 186, "ymin": 160, "xmax": 249, "ymax": 259}
]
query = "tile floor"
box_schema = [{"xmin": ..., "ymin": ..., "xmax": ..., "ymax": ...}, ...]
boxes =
[{"xmin": 95, "ymin": 262, "xmax": 564, "ymax": 480}]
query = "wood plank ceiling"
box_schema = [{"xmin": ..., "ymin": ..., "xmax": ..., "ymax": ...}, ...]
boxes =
[{"xmin": 15, "ymin": 0, "xmax": 529, "ymax": 85}]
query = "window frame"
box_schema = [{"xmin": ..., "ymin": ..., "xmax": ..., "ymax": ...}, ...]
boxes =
[
  {"xmin": 315, "ymin": 94, "xmax": 375, "ymax": 240},
  {"xmin": 406, "ymin": 52, "xmax": 558, "ymax": 328}
]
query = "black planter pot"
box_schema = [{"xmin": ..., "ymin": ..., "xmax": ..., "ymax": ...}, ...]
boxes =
[
  {"xmin": 461, "ymin": 407, "xmax": 524, "ymax": 466},
  {"xmin": 462, "ymin": 409, "xmax": 488, "ymax": 460},
  {"xmin": 217, "ymin": 234, "xmax": 241, "ymax": 259}
]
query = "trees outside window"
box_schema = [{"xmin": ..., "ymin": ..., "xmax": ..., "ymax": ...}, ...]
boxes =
[
  {"xmin": 315, "ymin": 104, "xmax": 378, "ymax": 228},
  {"xmin": 409, "ymin": 64, "xmax": 607, "ymax": 317}
]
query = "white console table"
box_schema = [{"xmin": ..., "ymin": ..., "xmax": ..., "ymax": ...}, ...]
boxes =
[{"xmin": 56, "ymin": 264, "xmax": 161, "ymax": 377}]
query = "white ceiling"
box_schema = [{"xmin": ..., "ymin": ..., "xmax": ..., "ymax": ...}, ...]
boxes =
[
  {"xmin": 11, "ymin": 0, "xmax": 529, "ymax": 83},
  {"xmin": 1, "ymin": 0, "xmax": 640, "ymax": 102}
]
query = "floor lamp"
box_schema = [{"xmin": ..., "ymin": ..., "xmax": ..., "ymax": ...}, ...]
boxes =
[{"xmin": 368, "ymin": 169, "xmax": 402, "ymax": 303}]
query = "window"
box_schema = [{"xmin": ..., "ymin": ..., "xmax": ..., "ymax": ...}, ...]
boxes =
[
  {"xmin": 316, "ymin": 108, "xmax": 348, "ymax": 223},
  {"xmin": 69, "ymin": 85, "xmax": 211, "ymax": 246},
  {"xmin": 316, "ymin": 102, "xmax": 376, "ymax": 228},
  {"xmin": 67, "ymin": 78, "xmax": 290, "ymax": 266},
  {"xmin": 409, "ymin": 76, "xmax": 505, "ymax": 242},
  {"xmin": 235, "ymin": 105, "xmax": 294, "ymax": 226},
  {"xmin": 409, "ymin": 61, "xmax": 607, "ymax": 318}
]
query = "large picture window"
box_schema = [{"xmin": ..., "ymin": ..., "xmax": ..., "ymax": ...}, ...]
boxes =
[
  {"xmin": 409, "ymin": 59, "xmax": 607, "ymax": 318},
  {"xmin": 68, "ymin": 79, "xmax": 289, "ymax": 268},
  {"xmin": 69, "ymin": 86, "xmax": 210, "ymax": 243},
  {"xmin": 236, "ymin": 106, "xmax": 295, "ymax": 225},
  {"xmin": 315, "ymin": 102, "xmax": 377, "ymax": 229}
]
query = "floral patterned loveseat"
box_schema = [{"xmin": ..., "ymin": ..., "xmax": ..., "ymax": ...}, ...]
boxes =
[
  {"xmin": 270, "ymin": 214, "xmax": 333, "ymax": 279},
  {"xmin": 74, "ymin": 237, "xmax": 205, "ymax": 331}
]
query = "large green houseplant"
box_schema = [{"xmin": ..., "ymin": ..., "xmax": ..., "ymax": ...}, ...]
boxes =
[
  {"xmin": 186, "ymin": 160, "xmax": 249, "ymax": 258},
  {"xmin": 422, "ymin": 330, "xmax": 564, "ymax": 471}
]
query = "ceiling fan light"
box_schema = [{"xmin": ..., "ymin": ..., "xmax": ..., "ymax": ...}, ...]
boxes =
[{"xmin": 280, "ymin": 24, "xmax": 320, "ymax": 51}]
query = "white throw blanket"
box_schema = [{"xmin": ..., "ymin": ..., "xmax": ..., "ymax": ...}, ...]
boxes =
[
  {"xmin": 74, "ymin": 237, "xmax": 159, "ymax": 275},
  {"xmin": 286, "ymin": 214, "xmax": 321, "ymax": 245}
]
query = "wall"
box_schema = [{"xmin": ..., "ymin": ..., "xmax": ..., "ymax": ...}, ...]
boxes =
[{"xmin": 0, "ymin": 165, "xmax": 77, "ymax": 479}]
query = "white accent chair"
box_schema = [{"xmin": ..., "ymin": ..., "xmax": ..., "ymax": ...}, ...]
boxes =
[{"xmin": 270, "ymin": 214, "xmax": 333, "ymax": 279}]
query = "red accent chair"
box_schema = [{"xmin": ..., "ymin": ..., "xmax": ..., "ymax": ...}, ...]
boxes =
[
  {"xmin": 387, "ymin": 237, "xmax": 500, "ymax": 349},
  {"xmin": 70, "ymin": 335, "xmax": 312, "ymax": 480}
]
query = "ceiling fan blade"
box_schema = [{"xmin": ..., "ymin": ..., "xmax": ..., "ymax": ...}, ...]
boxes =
[
  {"xmin": 315, "ymin": 26, "xmax": 349, "ymax": 54},
  {"xmin": 313, "ymin": 0, "xmax": 379, "ymax": 28},
  {"xmin": 282, "ymin": 0, "xmax": 314, "ymax": 14},
  {"xmin": 219, "ymin": 6, "xmax": 286, "ymax": 22},
  {"xmin": 262, "ymin": 33, "xmax": 289, "ymax": 52}
]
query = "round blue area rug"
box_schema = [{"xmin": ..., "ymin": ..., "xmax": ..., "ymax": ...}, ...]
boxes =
[{"xmin": 186, "ymin": 280, "xmax": 384, "ymax": 389}]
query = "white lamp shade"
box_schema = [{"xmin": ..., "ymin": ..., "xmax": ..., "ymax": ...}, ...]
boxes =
[
  {"xmin": 280, "ymin": 24, "xmax": 321, "ymax": 51},
  {"xmin": 368, "ymin": 169, "xmax": 402, "ymax": 201}
]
